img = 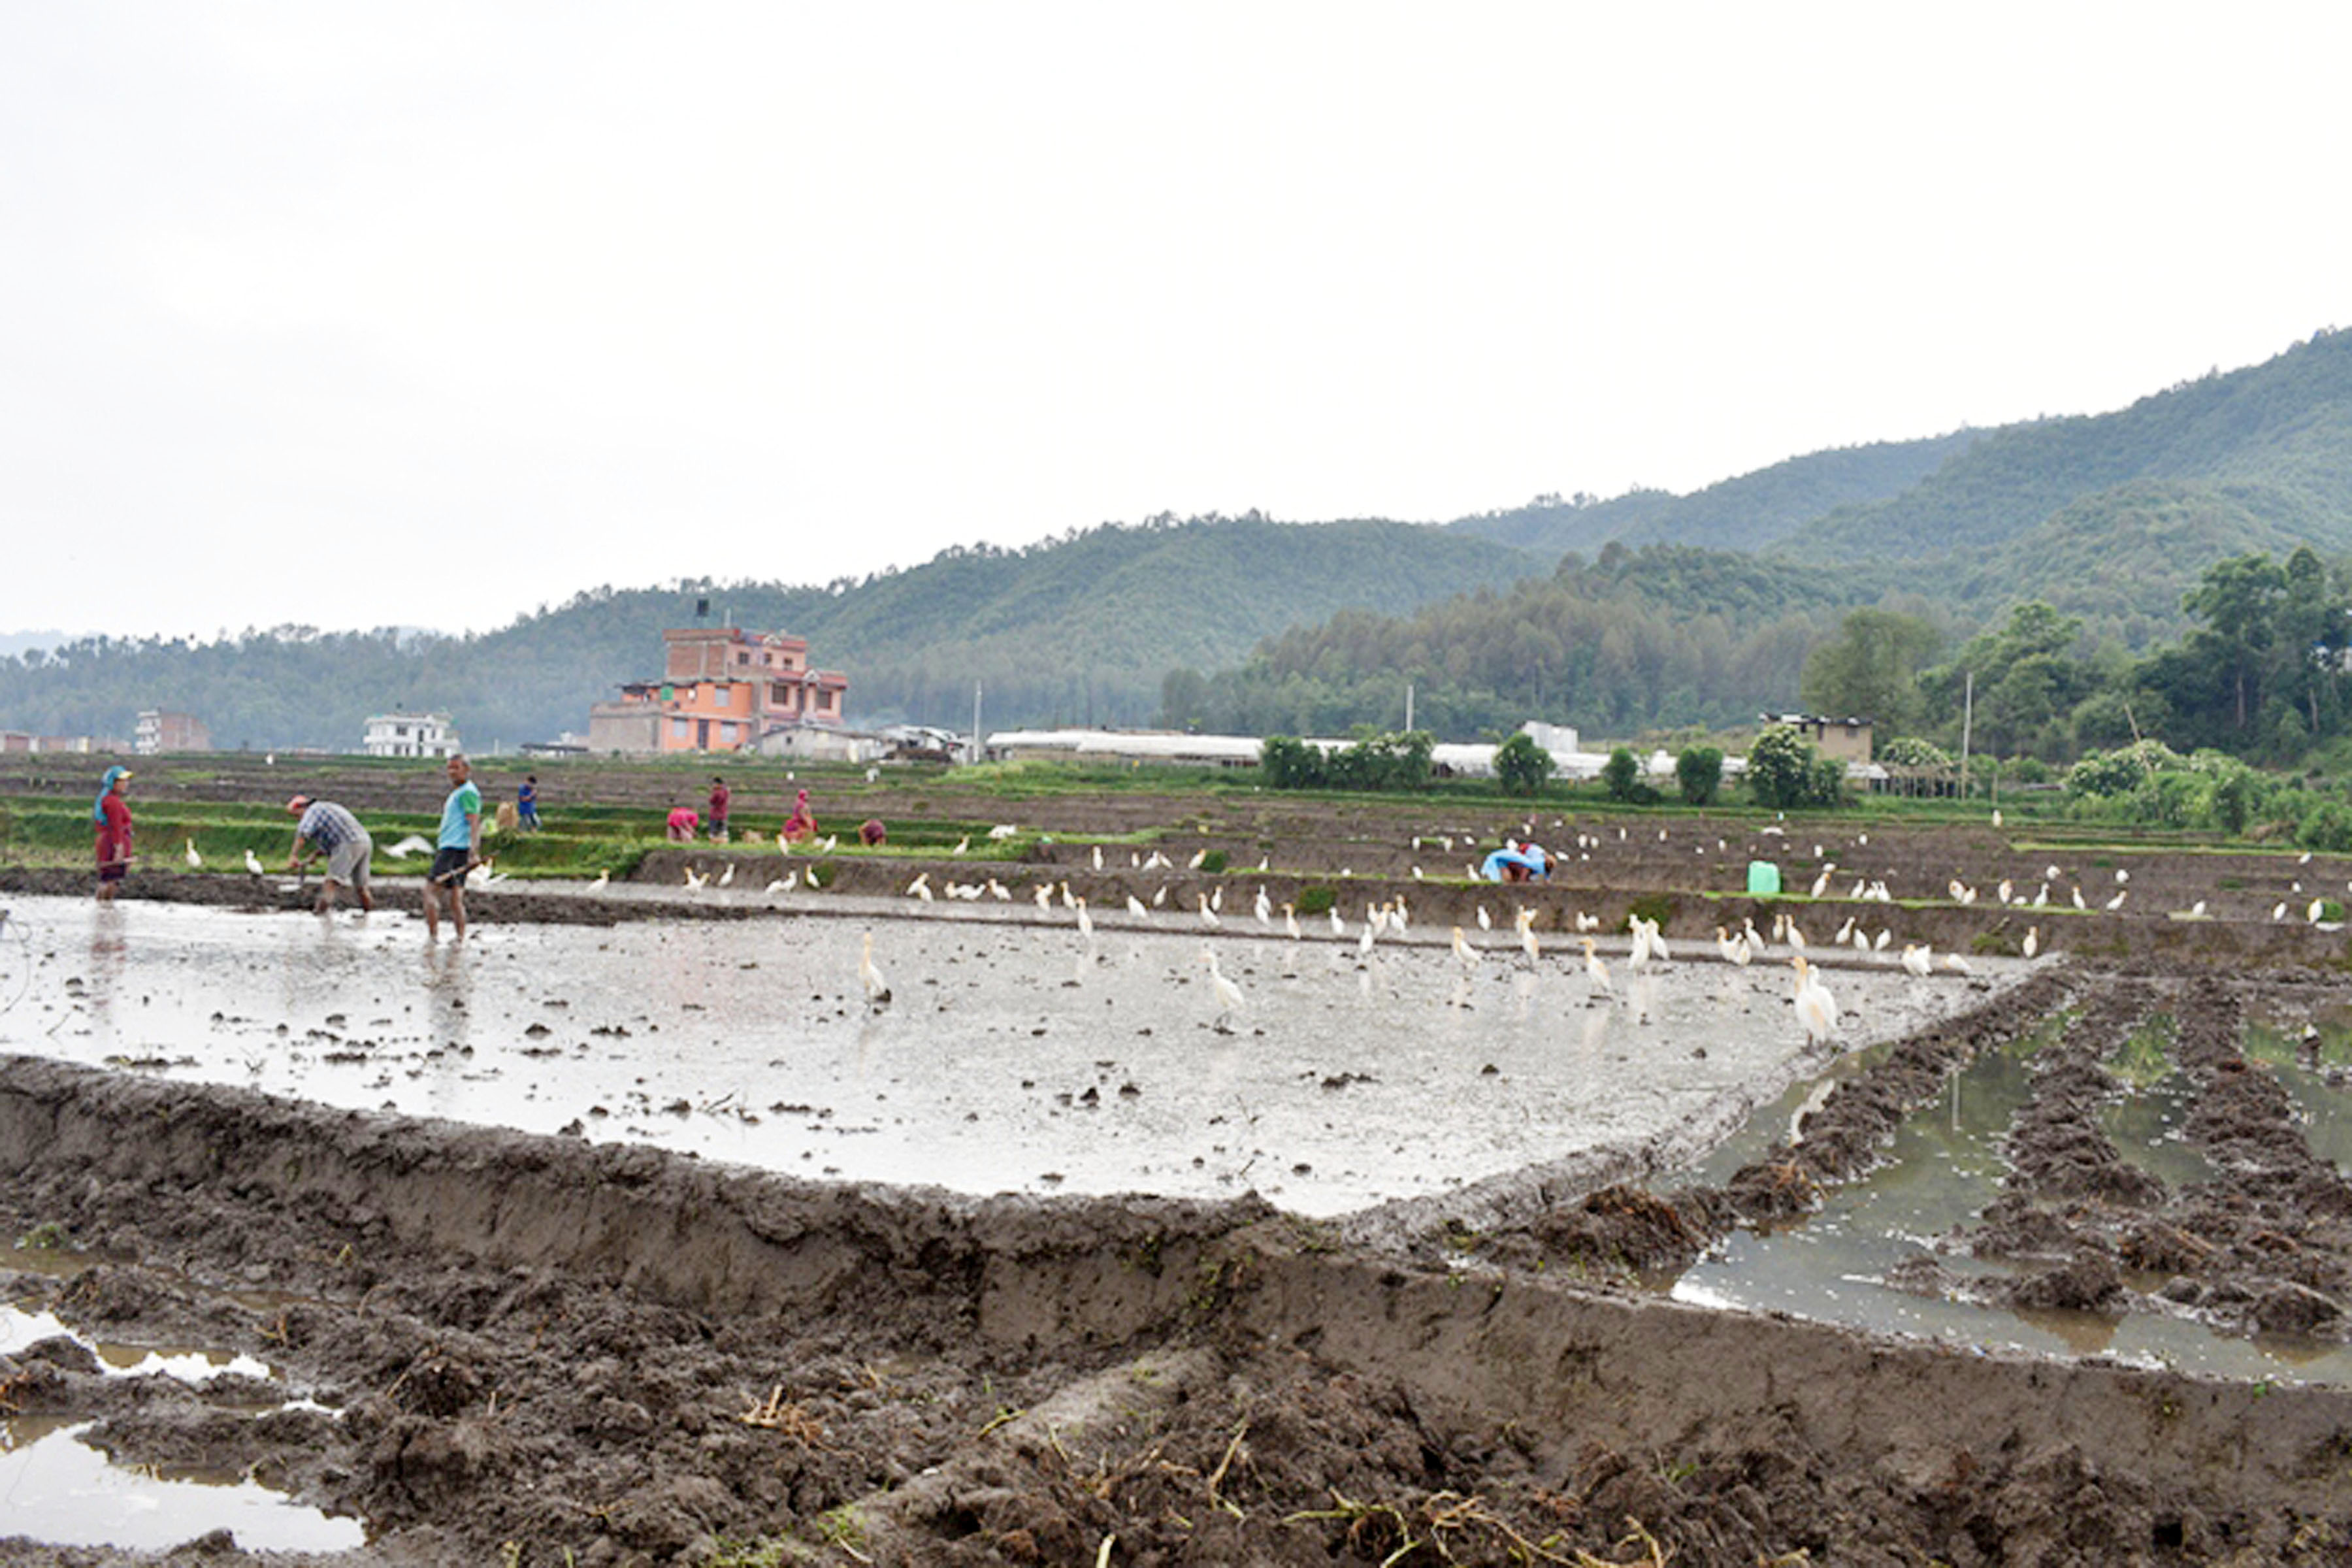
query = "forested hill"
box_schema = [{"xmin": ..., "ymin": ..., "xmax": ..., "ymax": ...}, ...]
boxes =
[
  {"xmin": 1778, "ymin": 328, "xmax": 2352, "ymax": 566},
  {"xmin": 1435, "ymin": 328, "xmax": 2352, "ymax": 660},
  {"xmin": 1450, "ymin": 429, "xmax": 1984, "ymax": 558},
  {"xmin": 1175, "ymin": 542, "xmax": 1883, "ymax": 740},
  {"xmin": 0, "ymin": 516, "xmax": 1543, "ymax": 750}
]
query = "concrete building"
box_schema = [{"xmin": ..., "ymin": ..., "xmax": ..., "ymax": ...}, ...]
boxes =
[
  {"xmin": 135, "ymin": 710, "xmax": 211, "ymax": 755},
  {"xmin": 1763, "ymin": 712, "xmax": 1874, "ymax": 764},
  {"xmin": 587, "ymin": 627, "xmax": 850, "ymax": 755},
  {"xmin": 364, "ymin": 712, "xmax": 463, "ymax": 758}
]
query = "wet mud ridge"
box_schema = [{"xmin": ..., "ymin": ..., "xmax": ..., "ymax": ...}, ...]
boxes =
[{"xmin": 9, "ymin": 1012, "xmax": 2352, "ymax": 1568}]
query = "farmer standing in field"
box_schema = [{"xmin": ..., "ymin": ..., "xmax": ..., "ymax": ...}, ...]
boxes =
[
  {"xmin": 92, "ymin": 765, "xmax": 133, "ymax": 902},
  {"xmin": 707, "ymin": 775, "xmax": 731, "ymax": 841},
  {"xmin": 284, "ymin": 795, "xmax": 376, "ymax": 914},
  {"xmin": 423, "ymin": 753, "xmax": 482, "ymax": 940}
]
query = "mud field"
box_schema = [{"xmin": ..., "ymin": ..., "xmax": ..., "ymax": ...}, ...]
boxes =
[{"xmin": 9, "ymin": 775, "xmax": 2352, "ymax": 1564}]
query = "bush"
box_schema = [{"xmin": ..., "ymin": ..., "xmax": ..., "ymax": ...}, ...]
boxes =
[
  {"xmin": 2299, "ymin": 802, "xmax": 2352, "ymax": 855},
  {"xmin": 1747, "ymin": 725, "xmax": 1843, "ymax": 809},
  {"xmin": 2066, "ymin": 740, "xmax": 2185, "ymax": 798},
  {"xmin": 1876, "ymin": 736, "xmax": 1952, "ymax": 769},
  {"xmin": 1602, "ymin": 748, "xmax": 1641, "ymax": 802},
  {"xmin": 1674, "ymin": 746, "xmax": 1723, "ymax": 806},
  {"xmin": 1323, "ymin": 730, "xmax": 1435, "ymax": 793},
  {"xmin": 1260, "ymin": 736, "xmax": 1326, "ymax": 790},
  {"xmin": 1493, "ymin": 732, "xmax": 1555, "ymax": 797}
]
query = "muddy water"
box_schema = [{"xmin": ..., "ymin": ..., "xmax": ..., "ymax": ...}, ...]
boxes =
[
  {"xmin": 0, "ymin": 893, "xmax": 1999, "ymax": 1217},
  {"xmin": 0, "ymin": 1301, "xmax": 363, "ymax": 1553},
  {"xmin": 1676, "ymin": 1029, "xmax": 2352, "ymax": 1385}
]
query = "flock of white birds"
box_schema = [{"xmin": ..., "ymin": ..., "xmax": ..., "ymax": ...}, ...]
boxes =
[{"xmin": 178, "ymin": 810, "xmax": 2340, "ymax": 1045}]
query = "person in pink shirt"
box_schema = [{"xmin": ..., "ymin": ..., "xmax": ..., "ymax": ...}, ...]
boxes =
[{"xmin": 93, "ymin": 766, "xmax": 133, "ymax": 902}]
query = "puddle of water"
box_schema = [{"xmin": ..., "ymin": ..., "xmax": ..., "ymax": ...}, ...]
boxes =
[
  {"xmin": 2244, "ymin": 1017, "xmax": 2352, "ymax": 1169},
  {"xmin": 1674, "ymin": 1033, "xmax": 2352, "ymax": 1385},
  {"xmin": 0, "ymin": 894, "xmax": 2008, "ymax": 1217},
  {"xmin": 0, "ymin": 1418, "xmax": 366, "ymax": 1554},
  {"xmin": 0, "ymin": 1303, "xmax": 276, "ymax": 1385},
  {"xmin": 0, "ymin": 1301, "xmax": 357, "ymax": 1552}
]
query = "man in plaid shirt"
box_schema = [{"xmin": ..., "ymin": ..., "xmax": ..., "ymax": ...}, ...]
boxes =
[{"xmin": 284, "ymin": 795, "xmax": 377, "ymax": 914}]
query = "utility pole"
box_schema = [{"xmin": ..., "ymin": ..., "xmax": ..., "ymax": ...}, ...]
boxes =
[
  {"xmin": 1405, "ymin": 681, "xmax": 1414, "ymax": 733},
  {"xmin": 971, "ymin": 682, "xmax": 983, "ymax": 766},
  {"xmin": 1958, "ymin": 670, "xmax": 1974, "ymax": 802}
]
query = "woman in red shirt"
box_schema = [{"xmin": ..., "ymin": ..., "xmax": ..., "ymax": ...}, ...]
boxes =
[{"xmin": 93, "ymin": 765, "xmax": 134, "ymax": 902}]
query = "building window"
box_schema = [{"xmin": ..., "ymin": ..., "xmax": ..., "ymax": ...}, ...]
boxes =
[{"xmin": 671, "ymin": 717, "xmax": 691, "ymax": 738}]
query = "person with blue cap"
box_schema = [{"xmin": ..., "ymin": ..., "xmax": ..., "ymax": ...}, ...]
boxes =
[{"xmin": 92, "ymin": 765, "xmax": 134, "ymax": 902}]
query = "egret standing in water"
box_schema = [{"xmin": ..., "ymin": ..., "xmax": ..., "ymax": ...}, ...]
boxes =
[
  {"xmin": 1578, "ymin": 935, "xmax": 1611, "ymax": 995},
  {"xmin": 860, "ymin": 933, "xmax": 892, "ymax": 1009},
  {"xmin": 1200, "ymin": 946, "xmax": 1244, "ymax": 1032},
  {"xmin": 1792, "ymin": 956, "xmax": 1837, "ymax": 1043}
]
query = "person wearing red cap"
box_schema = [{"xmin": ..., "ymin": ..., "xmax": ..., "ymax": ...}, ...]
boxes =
[{"xmin": 285, "ymin": 795, "xmax": 376, "ymax": 913}]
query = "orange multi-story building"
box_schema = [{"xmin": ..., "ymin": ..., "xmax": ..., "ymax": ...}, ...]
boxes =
[{"xmin": 588, "ymin": 627, "xmax": 850, "ymax": 755}]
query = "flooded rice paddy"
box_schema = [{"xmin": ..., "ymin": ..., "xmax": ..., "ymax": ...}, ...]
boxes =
[
  {"xmin": 1676, "ymin": 1001, "xmax": 2352, "ymax": 1384},
  {"xmin": 1, "ymin": 889, "xmax": 1986, "ymax": 1217}
]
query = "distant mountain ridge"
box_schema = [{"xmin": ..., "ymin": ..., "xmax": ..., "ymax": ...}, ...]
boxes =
[
  {"xmin": 0, "ymin": 517, "xmax": 1542, "ymax": 748},
  {"xmin": 1450, "ymin": 428, "xmax": 1985, "ymax": 558},
  {"xmin": 8, "ymin": 330, "xmax": 2352, "ymax": 747},
  {"xmin": 1445, "ymin": 329, "xmax": 2352, "ymax": 651}
]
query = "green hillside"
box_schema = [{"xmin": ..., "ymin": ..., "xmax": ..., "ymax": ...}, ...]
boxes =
[
  {"xmin": 1451, "ymin": 430, "xmax": 1982, "ymax": 557},
  {"xmin": 0, "ymin": 515, "xmax": 1543, "ymax": 749},
  {"xmin": 1184, "ymin": 542, "xmax": 1878, "ymax": 739},
  {"xmin": 1778, "ymin": 329, "xmax": 2352, "ymax": 565}
]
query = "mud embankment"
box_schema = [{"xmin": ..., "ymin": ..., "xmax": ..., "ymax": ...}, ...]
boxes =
[{"xmin": 5, "ymin": 1053, "xmax": 2352, "ymax": 1565}]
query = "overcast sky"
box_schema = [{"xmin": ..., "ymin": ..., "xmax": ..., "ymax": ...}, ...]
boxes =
[{"xmin": 5, "ymin": 3, "xmax": 2347, "ymax": 642}]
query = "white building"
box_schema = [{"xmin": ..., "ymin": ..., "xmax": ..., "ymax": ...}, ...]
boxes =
[{"xmin": 364, "ymin": 712, "xmax": 462, "ymax": 759}]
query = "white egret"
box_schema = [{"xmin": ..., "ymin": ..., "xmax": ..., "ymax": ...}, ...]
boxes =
[
  {"xmin": 588, "ymin": 870, "xmax": 610, "ymax": 891},
  {"xmin": 1578, "ymin": 936, "xmax": 1611, "ymax": 995},
  {"xmin": 244, "ymin": 847, "xmax": 266, "ymax": 875},
  {"xmin": 860, "ymin": 933, "xmax": 891, "ymax": 1007},
  {"xmin": 1201, "ymin": 947, "xmax": 1244, "ymax": 1030},
  {"xmin": 184, "ymin": 839, "xmax": 202, "ymax": 868},
  {"xmin": 1792, "ymin": 956, "xmax": 1837, "ymax": 1043}
]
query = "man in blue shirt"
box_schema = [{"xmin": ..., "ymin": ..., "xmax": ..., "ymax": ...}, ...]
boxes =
[
  {"xmin": 284, "ymin": 795, "xmax": 376, "ymax": 914},
  {"xmin": 424, "ymin": 753, "xmax": 482, "ymax": 940}
]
